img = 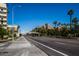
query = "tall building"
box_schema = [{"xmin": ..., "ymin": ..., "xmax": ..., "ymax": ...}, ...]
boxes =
[
  {"xmin": 0, "ymin": 3, "xmax": 20, "ymax": 40},
  {"xmin": 0, "ymin": 3, "xmax": 7, "ymax": 29}
]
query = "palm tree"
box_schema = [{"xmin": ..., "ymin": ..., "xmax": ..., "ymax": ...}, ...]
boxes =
[
  {"xmin": 72, "ymin": 17, "xmax": 78, "ymax": 30},
  {"xmin": 72, "ymin": 17, "xmax": 78, "ymax": 37},
  {"xmin": 57, "ymin": 22, "xmax": 61, "ymax": 27},
  {"xmin": 45, "ymin": 23, "xmax": 48, "ymax": 30},
  {"xmin": 53, "ymin": 21, "xmax": 58, "ymax": 28},
  {"xmin": 67, "ymin": 9, "xmax": 74, "ymax": 30}
]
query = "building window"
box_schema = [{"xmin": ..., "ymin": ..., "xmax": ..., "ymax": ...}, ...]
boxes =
[
  {"xmin": 0, "ymin": 18, "xmax": 1, "ymax": 20},
  {"xmin": 1, "ymin": 17, "xmax": 3, "ymax": 20},
  {"xmin": 0, "ymin": 9, "xmax": 1, "ymax": 11},
  {"xmin": 0, "ymin": 9, "xmax": 3, "ymax": 12},
  {"xmin": 0, "ymin": 17, "xmax": 3, "ymax": 21}
]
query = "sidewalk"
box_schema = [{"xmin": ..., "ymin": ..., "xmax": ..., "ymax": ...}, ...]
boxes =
[
  {"xmin": 0, "ymin": 36, "xmax": 47, "ymax": 56},
  {"xmin": 0, "ymin": 40, "xmax": 11, "ymax": 47}
]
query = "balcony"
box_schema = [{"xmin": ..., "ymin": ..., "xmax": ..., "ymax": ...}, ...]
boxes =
[
  {"xmin": 0, "ymin": 14, "xmax": 7, "ymax": 17},
  {"xmin": 3, "ymin": 22, "xmax": 7, "ymax": 25},
  {"xmin": 0, "ymin": 16, "xmax": 7, "ymax": 18},
  {"xmin": 3, "ymin": 18, "xmax": 7, "ymax": 21},
  {"xmin": 3, "ymin": 27, "xmax": 7, "ymax": 29},
  {"xmin": 3, "ymin": 10, "xmax": 7, "ymax": 12},
  {"xmin": 0, "ymin": 7, "xmax": 7, "ymax": 10},
  {"xmin": 0, "ymin": 11, "xmax": 7, "ymax": 14},
  {"xmin": 0, "ymin": 22, "xmax": 1, "ymax": 25},
  {"xmin": 0, "ymin": 8, "xmax": 7, "ymax": 13}
]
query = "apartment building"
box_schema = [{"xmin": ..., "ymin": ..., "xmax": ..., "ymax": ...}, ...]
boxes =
[
  {"xmin": 0, "ymin": 3, "xmax": 20, "ymax": 40},
  {"xmin": 0, "ymin": 3, "xmax": 7, "ymax": 29},
  {"xmin": 7, "ymin": 25, "xmax": 20, "ymax": 37}
]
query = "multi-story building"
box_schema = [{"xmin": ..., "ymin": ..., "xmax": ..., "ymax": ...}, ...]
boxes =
[
  {"xmin": 7, "ymin": 25, "xmax": 20, "ymax": 37},
  {"xmin": 0, "ymin": 3, "xmax": 7, "ymax": 29},
  {"xmin": 0, "ymin": 3, "xmax": 20, "ymax": 40},
  {"xmin": 0, "ymin": 3, "xmax": 8, "ymax": 39}
]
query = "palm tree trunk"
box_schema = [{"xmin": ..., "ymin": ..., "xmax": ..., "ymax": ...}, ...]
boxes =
[
  {"xmin": 75, "ymin": 24, "xmax": 77, "ymax": 37},
  {"xmin": 75, "ymin": 24, "xmax": 76, "ymax": 30},
  {"xmin": 70, "ymin": 15, "xmax": 72, "ymax": 31},
  {"xmin": 55, "ymin": 24, "xmax": 56, "ymax": 28},
  {"xmin": 1, "ymin": 35, "xmax": 3, "ymax": 40}
]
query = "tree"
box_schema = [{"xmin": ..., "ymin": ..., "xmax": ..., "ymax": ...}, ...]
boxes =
[
  {"xmin": 72, "ymin": 17, "xmax": 78, "ymax": 37},
  {"xmin": 57, "ymin": 22, "xmax": 61, "ymax": 27},
  {"xmin": 53, "ymin": 21, "xmax": 58, "ymax": 28},
  {"xmin": 63, "ymin": 23, "xmax": 68, "ymax": 29},
  {"xmin": 45, "ymin": 23, "xmax": 48, "ymax": 30},
  {"xmin": 60, "ymin": 27, "xmax": 69, "ymax": 37},
  {"xmin": 67, "ymin": 9, "xmax": 74, "ymax": 31},
  {"xmin": 72, "ymin": 17, "xmax": 78, "ymax": 30},
  {"xmin": 0, "ymin": 27, "xmax": 8, "ymax": 40},
  {"xmin": 47, "ymin": 29, "xmax": 54, "ymax": 36}
]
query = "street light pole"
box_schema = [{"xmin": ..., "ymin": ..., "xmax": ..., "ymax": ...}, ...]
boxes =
[
  {"xmin": 12, "ymin": 6, "xmax": 15, "ymax": 41},
  {"xmin": 12, "ymin": 5, "xmax": 21, "ymax": 41}
]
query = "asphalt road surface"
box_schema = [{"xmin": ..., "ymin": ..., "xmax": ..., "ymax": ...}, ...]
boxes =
[
  {"xmin": 1, "ymin": 35, "xmax": 79, "ymax": 56},
  {"xmin": 24, "ymin": 35, "xmax": 79, "ymax": 56}
]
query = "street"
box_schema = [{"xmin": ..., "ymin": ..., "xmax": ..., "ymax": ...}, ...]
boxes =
[
  {"xmin": 24, "ymin": 35, "xmax": 79, "ymax": 56},
  {"xmin": 0, "ymin": 36, "xmax": 47, "ymax": 56},
  {"xmin": 1, "ymin": 35, "xmax": 79, "ymax": 56}
]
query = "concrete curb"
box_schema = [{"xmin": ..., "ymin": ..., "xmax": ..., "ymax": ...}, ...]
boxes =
[
  {"xmin": 0, "ymin": 42, "xmax": 9, "ymax": 47},
  {"xmin": 24, "ymin": 36, "xmax": 48, "ymax": 56}
]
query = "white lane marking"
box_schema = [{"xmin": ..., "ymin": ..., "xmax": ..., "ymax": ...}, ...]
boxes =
[
  {"xmin": 55, "ymin": 42, "xmax": 66, "ymax": 45},
  {"xmin": 30, "ymin": 38, "xmax": 68, "ymax": 56}
]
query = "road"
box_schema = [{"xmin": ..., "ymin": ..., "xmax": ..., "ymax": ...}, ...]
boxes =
[
  {"xmin": 0, "ymin": 36, "xmax": 47, "ymax": 56},
  {"xmin": 1, "ymin": 35, "xmax": 79, "ymax": 56},
  {"xmin": 24, "ymin": 35, "xmax": 79, "ymax": 56}
]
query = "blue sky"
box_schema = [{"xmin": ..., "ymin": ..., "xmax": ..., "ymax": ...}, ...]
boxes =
[{"xmin": 7, "ymin": 3, "xmax": 79, "ymax": 33}]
